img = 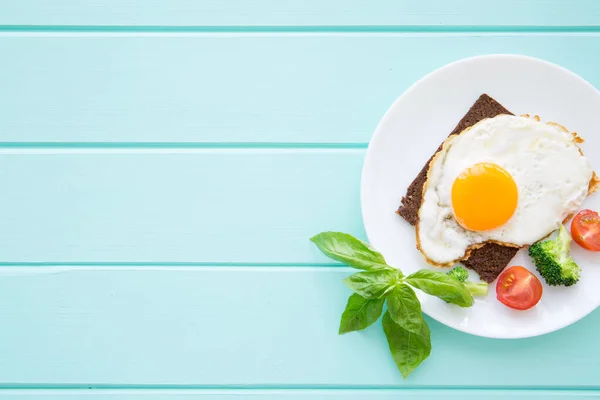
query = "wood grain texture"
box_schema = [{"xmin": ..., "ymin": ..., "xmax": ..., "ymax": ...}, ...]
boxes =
[
  {"xmin": 2, "ymin": 389, "xmax": 600, "ymax": 398},
  {"xmin": 0, "ymin": 34, "xmax": 599, "ymax": 143},
  {"xmin": 1, "ymin": 0, "xmax": 600, "ymax": 27},
  {"xmin": 0, "ymin": 266, "xmax": 598, "ymax": 387},
  {"xmin": 0, "ymin": 151, "xmax": 364, "ymax": 263},
  {"xmin": 0, "ymin": 0, "xmax": 600, "ymax": 26},
  {"xmin": 2, "ymin": 0, "xmax": 600, "ymax": 396}
]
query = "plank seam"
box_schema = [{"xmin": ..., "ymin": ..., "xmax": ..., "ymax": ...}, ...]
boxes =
[
  {"xmin": 0, "ymin": 142, "xmax": 369, "ymax": 150},
  {"xmin": 0, "ymin": 262, "xmax": 345, "ymax": 268},
  {"xmin": 1, "ymin": 25, "xmax": 600, "ymax": 33},
  {"xmin": 0, "ymin": 385, "xmax": 599, "ymax": 391}
]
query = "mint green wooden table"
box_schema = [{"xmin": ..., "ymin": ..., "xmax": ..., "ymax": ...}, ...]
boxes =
[{"xmin": 0, "ymin": 1, "xmax": 599, "ymax": 398}]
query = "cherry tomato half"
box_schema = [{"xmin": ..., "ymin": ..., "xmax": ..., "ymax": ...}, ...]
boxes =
[
  {"xmin": 571, "ymin": 209, "xmax": 600, "ymax": 252},
  {"xmin": 496, "ymin": 266, "xmax": 543, "ymax": 310}
]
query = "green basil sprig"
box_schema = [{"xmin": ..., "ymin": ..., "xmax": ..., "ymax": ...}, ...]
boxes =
[
  {"xmin": 338, "ymin": 293, "xmax": 385, "ymax": 334},
  {"xmin": 311, "ymin": 231, "xmax": 475, "ymax": 378},
  {"xmin": 311, "ymin": 232, "xmax": 390, "ymax": 271},
  {"xmin": 405, "ymin": 269, "xmax": 473, "ymax": 307}
]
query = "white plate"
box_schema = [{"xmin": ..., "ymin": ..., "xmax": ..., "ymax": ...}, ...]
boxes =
[{"xmin": 361, "ymin": 54, "xmax": 600, "ymax": 339}]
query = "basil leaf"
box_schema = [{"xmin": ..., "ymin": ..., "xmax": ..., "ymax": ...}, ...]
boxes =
[
  {"xmin": 386, "ymin": 284, "xmax": 423, "ymax": 334},
  {"xmin": 310, "ymin": 232, "xmax": 391, "ymax": 271},
  {"xmin": 344, "ymin": 269, "xmax": 399, "ymax": 299},
  {"xmin": 339, "ymin": 293, "xmax": 385, "ymax": 334},
  {"xmin": 405, "ymin": 269, "xmax": 473, "ymax": 307},
  {"xmin": 382, "ymin": 311, "xmax": 431, "ymax": 378}
]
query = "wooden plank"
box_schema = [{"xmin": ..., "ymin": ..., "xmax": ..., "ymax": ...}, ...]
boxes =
[
  {"xmin": 0, "ymin": 34, "xmax": 600, "ymax": 144},
  {"xmin": 1, "ymin": 389, "xmax": 600, "ymax": 398},
  {"xmin": 0, "ymin": 150, "xmax": 365, "ymax": 263},
  {"xmin": 0, "ymin": 266, "xmax": 598, "ymax": 387},
  {"xmin": 1, "ymin": 1, "xmax": 599, "ymax": 27}
]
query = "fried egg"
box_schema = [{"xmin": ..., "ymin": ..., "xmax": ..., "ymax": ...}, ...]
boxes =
[{"xmin": 417, "ymin": 114, "xmax": 594, "ymax": 266}]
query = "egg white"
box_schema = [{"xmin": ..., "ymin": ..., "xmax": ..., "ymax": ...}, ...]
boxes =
[{"xmin": 417, "ymin": 115, "xmax": 594, "ymax": 266}]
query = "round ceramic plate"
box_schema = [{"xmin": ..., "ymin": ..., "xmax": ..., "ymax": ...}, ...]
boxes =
[{"xmin": 361, "ymin": 54, "xmax": 600, "ymax": 339}]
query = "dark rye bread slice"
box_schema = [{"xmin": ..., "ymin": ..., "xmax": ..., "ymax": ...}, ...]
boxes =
[{"xmin": 397, "ymin": 94, "xmax": 518, "ymax": 283}]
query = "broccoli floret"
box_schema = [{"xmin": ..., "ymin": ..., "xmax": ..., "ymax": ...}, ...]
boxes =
[
  {"xmin": 447, "ymin": 266, "xmax": 469, "ymax": 282},
  {"xmin": 447, "ymin": 266, "xmax": 488, "ymax": 297},
  {"xmin": 528, "ymin": 225, "xmax": 580, "ymax": 287}
]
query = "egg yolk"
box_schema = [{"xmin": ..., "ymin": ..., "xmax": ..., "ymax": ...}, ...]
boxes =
[{"xmin": 451, "ymin": 163, "xmax": 518, "ymax": 231}]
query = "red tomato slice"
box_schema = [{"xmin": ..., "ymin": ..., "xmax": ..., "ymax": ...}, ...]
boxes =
[
  {"xmin": 571, "ymin": 209, "xmax": 600, "ymax": 252},
  {"xmin": 496, "ymin": 266, "xmax": 543, "ymax": 310}
]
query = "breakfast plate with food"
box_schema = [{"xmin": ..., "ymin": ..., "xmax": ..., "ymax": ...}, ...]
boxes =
[{"xmin": 360, "ymin": 54, "xmax": 600, "ymax": 339}]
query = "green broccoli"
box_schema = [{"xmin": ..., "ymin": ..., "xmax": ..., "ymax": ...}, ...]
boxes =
[
  {"xmin": 448, "ymin": 266, "xmax": 469, "ymax": 282},
  {"xmin": 447, "ymin": 266, "xmax": 488, "ymax": 297},
  {"xmin": 528, "ymin": 225, "xmax": 580, "ymax": 287}
]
